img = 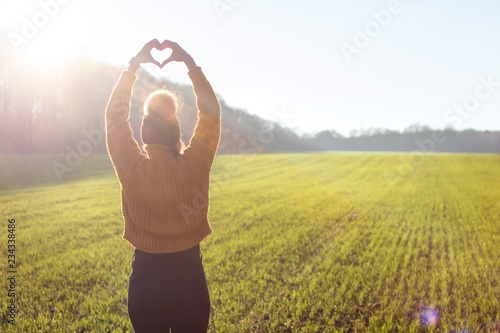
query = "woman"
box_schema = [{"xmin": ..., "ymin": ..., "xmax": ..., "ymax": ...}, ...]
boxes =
[{"xmin": 105, "ymin": 38, "xmax": 221, "ymax": 332}]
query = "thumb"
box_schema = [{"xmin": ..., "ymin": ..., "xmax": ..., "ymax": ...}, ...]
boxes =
[
  {"xmin": 161, "ymin": 56, "xmax": 174, "ymax": 68},
  {"xmin": 146, "ymin": 54, "xmax": 161, "ymax": 67},
  {"xmin": 150, "ymin": 59, "xmax": 162, "ymax": 68}
]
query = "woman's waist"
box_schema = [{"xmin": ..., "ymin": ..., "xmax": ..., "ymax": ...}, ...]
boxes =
[{"xmin": 133, "ymin": 243, "xmax": 201, "ymax": 266}]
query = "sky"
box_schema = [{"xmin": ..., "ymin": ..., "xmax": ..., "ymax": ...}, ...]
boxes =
[{"xmin": 1, "ymin": 0, "xmax": 499, "ymax": 136}]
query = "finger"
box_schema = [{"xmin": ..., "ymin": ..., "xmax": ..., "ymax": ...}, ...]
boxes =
[
  {"xmin": 159, "ymin": 40, "xmax": 169, "ymax": 50},
  {"xmin": 161, "ymin": 58, "xmax": 174, "ymax": 67},
  {"xmin": 155, "ymin": 39, "xmax": 168, "ymax": 50},
  {"xmin": 161, "ymin": 39, "xmax": 179, "ymax": 49},
  {"xmin": 157, "ymin": 42, "xmax": 167, "ymax": 51},
  {"xmin": 149, "ymin": 59, "xmax": 162, "ymax": 68},
  {"xmin": 146, "ymin": 39, "xmax": 160, "ymax": 50}
]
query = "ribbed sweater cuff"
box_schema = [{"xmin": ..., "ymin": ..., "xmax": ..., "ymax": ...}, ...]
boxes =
[{"xmin": 188, "ymin": 66, "xmax": 205, "ymax": 81}]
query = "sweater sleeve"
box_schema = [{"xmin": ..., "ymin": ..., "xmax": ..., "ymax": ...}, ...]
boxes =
[
  {"xmin": 183, "ymin": 67, "xmax": 221, "ymax": 166},
  {"xmin": 105, "ymin": 70, "xmax": 145, "ymax": 179}
]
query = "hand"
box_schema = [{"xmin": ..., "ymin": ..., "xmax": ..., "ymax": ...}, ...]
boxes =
[
  {"xmin": 133, "ymin": 39, "xmax": 163, "ymax": 68},
  {"xmin": 160, "ymin": 40, "xmax": 197, "ymax": 70}
]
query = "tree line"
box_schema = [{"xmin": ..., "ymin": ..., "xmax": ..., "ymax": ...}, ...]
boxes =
[{"xmin": 0, "ymin": 53, "xmax": 498, "ymax": 155}]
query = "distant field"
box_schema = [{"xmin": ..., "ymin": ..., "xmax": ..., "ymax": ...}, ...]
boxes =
[{"xmin": 1, "ymin": 153, "xmax": 499, "ymax": 332}]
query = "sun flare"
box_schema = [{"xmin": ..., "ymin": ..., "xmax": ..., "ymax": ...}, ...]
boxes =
[{"xmin": 1, "ymin": 0, "xmax": 93, "ymax": 72}]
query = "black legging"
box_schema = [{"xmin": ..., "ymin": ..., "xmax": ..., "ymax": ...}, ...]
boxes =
[{"xmin": 127, "ymin": 244, "xmax": 210, "ymax": 332}]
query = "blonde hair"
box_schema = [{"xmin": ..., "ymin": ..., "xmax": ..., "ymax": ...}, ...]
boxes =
[{"xmin": 141, "ymin": 90, "xmax": 185, "ymax": 155}]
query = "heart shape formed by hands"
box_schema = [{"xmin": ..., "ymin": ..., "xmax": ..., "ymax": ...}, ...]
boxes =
[
  {"xmin": 137, "ymin": 39, "xmax": 186, "ymax": 69},
  {"xmin": 150, "ymin": 47, "xmax": 173, "ymax": 68}
]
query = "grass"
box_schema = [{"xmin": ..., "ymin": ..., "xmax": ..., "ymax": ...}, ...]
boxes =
[{"xmin": 1, "ymin": 153, "xmax": 499, "ymax": 332}]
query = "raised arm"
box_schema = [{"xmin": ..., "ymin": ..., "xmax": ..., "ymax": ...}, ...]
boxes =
[
  {"xmin": 161, "ymin": 40, "xmax": 221, "ymax": 165},
  {"xmin": 105, "ymin": 39, "xmax": 162, "ymax": 177}
]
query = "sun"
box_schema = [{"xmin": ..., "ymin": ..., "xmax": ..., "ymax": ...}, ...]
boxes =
[
  {"xmin": 1, "ymin": 0, "xmax": 87, "ymax": 72},
  {"xmin": 0, "ymin": 1, "xmax": 35, "ymax": 33},
  {"xmin": 1, "ymin": 1, "xmax": 169, "ymax": 74}
]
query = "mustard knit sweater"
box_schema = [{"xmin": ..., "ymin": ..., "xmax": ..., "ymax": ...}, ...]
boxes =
[{"xmin": 105, "ymin": 67, "xmax": 221, "ymax": 253}]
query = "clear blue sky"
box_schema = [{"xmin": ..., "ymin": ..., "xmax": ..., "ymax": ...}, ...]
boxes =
[{"xmin": 1, "ymin": 0, "xmax": 499, "ymax": 136}]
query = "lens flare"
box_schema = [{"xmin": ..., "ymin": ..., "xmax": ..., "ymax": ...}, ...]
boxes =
[{"xmin": 420, "ymin": 307, "xmax": 439, "ymax": 326}]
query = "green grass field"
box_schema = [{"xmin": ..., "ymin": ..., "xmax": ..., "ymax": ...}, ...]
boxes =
[{"xmin": 1, "ymin": 153, "xmax": 500, "ymax": 332}]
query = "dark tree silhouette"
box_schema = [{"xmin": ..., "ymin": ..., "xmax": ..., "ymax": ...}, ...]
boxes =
[{"xmin": 0, "ymin": 47, "xmax": 498, "ymax": 155}]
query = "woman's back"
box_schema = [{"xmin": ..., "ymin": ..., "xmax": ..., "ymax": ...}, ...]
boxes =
[{"xmin": 105, "ymin": 48, "xmax": 220, "ymax": 254}]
